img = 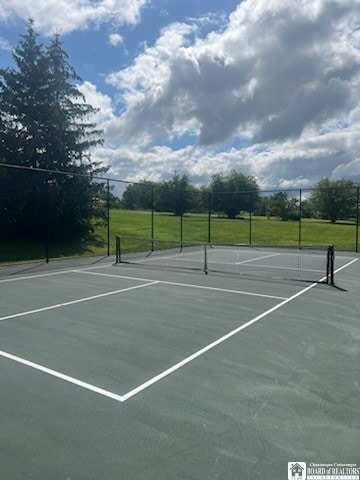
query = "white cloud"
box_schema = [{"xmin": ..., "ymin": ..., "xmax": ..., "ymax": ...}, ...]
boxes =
[
  {"xmin": 106, "ymin": 22, "xmax": 199, "ymax": 147},
  {"xmin": 0, "ymin": 0, "xmax": 149, "ymax": 35},
  {"xmin": 0, "ymin": 36, "xmax": 11, "ymax": 51},
  {"xmin": 106, "ymin": 0, "xmax": 360, "ymax": 149},
  {"xmin": 78, "ymin": 80, "xmax": 116, "ymax": 125},
  {"xmin": 332, "ymin": 158, "xmax": 360, "ymax": 181},
  {"xmin": 109, "ymin": 33, "xmax": 124, "ymax": 46},
  {"xmin": 95, "ymin": 0, "xmax": 360, "ymax": 187},
  {"xmin": 93, "ymin": 109, "xmax": 360, "ymax": 189}
]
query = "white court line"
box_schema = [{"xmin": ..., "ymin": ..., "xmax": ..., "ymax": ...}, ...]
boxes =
[
  {"xmin": 74, "ymin": 269, "xmax": 287, "ymax": 300},
  {"xmin": 0, "ymin": 281, "xmax": 159, "ymax": 322},
  {"xmin": 120, "ymin": 279, "xmax": 322, "ymax": 401},
  {"xmin": 234, "ymin": 253, "xmax": 280, "ymax": 265},
  {"xmin": 0, "ymin": 350, "xmax": 126, "ymax": 403},
  {"xmin": 0, "ymin": 278, "xmax": 313, "ymax": 405},
  {"xmin": 128, "ymin": 250, "xmax": 203, "ymax": 264},
  {"xmin": 0, "ymin": 268, "xmax": 79, "ymax": 283},
  {"xmin": 0, "ymin": 257, "xmax": 357, "ymax": 403},
  {"xmin": 0, "ymin": 262, "xmax": 114, "ymax": 283},
  {"xmin": 334, "ymin": 258, "xmax": 358, "ymax": 272},
  {"xmin": 232, "ymin": 262, "xmax": 324, "ymax": 273}
]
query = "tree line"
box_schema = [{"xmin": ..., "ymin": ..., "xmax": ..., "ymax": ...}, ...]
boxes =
[{"xmin": 121, "ymin": 173, "xmax": 359, "ymax": 224}]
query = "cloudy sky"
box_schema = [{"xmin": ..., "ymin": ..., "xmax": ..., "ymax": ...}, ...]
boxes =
[{"xmin": 0, "ymin": 0, "xmax": 359, "ymax": 189}]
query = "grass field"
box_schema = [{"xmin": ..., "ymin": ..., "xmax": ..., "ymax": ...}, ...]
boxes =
[
  {"xmin": 108, "ymin": 210, "xmax": 358, "ymax": 249},
  {"xmin": 1, "ymin": 209, "xmax": 358, "ymax": 263}
]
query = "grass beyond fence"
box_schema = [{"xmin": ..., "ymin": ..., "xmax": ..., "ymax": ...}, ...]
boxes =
[
  {"xmin": 108, "ymin": 210, "xmax": 357, "ymax": 249},
  {"xmin": 0, "ymin": 210, "xmax": 358, "ymax": 264}
]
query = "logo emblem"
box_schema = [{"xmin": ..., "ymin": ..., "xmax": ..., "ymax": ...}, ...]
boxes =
[{"xmin": 288, "ymin": 462, "xmax": 307, "ymax": 480}]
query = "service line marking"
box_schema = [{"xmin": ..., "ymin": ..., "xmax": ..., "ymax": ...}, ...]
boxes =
[
  {"xmin": 234, "ymin": 252, "xmax": 280, "ymax": 265},
  {"xmin": 0, "ymin": 281, "xmax": 159, "ymax": 322}
]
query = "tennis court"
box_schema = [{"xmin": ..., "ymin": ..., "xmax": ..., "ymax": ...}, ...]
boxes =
[{"xmin": 0, "ymin": 246, "xmax": 359, "ymax": 479}]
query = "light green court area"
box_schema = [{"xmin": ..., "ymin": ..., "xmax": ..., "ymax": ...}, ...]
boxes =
[{"xmin": 0, "ymin": 253, "xmax": 359, "ymax": 479}]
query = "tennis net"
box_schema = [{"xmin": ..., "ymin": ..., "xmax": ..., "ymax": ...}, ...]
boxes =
[{"xmin": 115, "ymin": 236, "xmax": 335, "ymax": 284}]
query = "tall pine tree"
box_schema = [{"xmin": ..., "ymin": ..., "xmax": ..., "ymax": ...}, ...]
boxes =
[{"xmin": 0, "ymin": 20, "xmax": 105, "ymax": 241}]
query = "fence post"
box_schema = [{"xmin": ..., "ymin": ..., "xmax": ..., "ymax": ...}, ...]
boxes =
[
  {"xmin": 356, "ymin": 186, "xmax": 359, "ymax": 253},
  {"xmin": 151, "ymin": 185, "xmax": 154, "ymax": 251},
  {"xmin": 106, "ymin": 179, "xmax": 110, "ymax": 256},
  {"xmin": 180, "ymin": 187, "xmax": 183, "ymax": 244},
  {"xmin": 208, "ymin": 193, "xmax": 211, "ymax": 243},
  {"xmin": 249, "ymin": 192, "xmax": 252, "ymax": 245},
  {"xmin": 45, "ymin": 172, "xmax": 49, "ymax": 263},
  {"xmin": 298, "ymin": 189, "xmax": 302, "ymax": 247}
]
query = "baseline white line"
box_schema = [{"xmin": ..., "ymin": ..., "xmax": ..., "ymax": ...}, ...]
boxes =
[
  {"xmin": 0, "ymin": 262, "xmax": 114, "ymax": 283},
  {"xmin": 74, "ymin": 269, "xmax": 287, "ymax": 300},
  {"xmin": 0, "ymin": 350, "xmax": 125, "ymax": 403},
  {"xmin": 0, "ymin": 268, "xmax": 78, "ymax": 283},
  {"xmin": 0, "ymin": 281, "xmax": 159, "ymax": 322}
]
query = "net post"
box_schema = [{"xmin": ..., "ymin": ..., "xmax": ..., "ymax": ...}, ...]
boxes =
[
  {"xmin": 115, "ymin": 236, "xmax": 121, "ymax": 264},
  {"xmin": 326, "ymin": 245, "xmax": 334, "ymax": 285},
  {"xmin": 204, "ymin": 243, "xmax": 208, "ymax": 275}
]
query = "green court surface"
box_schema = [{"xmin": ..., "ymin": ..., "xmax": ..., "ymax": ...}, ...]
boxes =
[{"xmin": 0, "ymin": 252, "xmax": 359, "ymax": 479}]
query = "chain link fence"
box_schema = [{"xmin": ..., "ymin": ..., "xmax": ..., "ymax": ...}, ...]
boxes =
[{"xmin": 0, "ymin": 163, "xmax": 359, "ymax": 264}]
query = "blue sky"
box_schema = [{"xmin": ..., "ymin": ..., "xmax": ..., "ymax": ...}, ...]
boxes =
[{"xmin": 0, "ymin": 0, "xmax": 359, "ymax": 188}]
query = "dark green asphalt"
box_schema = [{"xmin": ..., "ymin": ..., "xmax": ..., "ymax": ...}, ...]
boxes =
[{"xmin": 0, "ymin": 255, "xmax": 359, "ymax": 479}]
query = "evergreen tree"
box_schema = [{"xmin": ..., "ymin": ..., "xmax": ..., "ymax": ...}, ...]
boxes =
[{"xmin": 0, "ymin": 20, "xmax": 105, "ymax": 241}]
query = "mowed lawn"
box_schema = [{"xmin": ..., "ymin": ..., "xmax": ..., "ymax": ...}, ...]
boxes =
[
  {"xmin": 1, "ymin": 209, "xmax": 358, "ymax": 263},
  {"xmin": 107, "ymin": 210, "xmax": 358, "ymax": 252}
]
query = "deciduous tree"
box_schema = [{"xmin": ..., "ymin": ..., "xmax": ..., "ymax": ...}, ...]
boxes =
[{"xmin": 310, "ymin": 178, "xmax": 357, "ymax": 223}]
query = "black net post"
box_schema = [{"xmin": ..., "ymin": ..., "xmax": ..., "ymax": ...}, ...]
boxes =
[
  {"xmin": 115, "ymin": 236, "xmax": 121, "ymax": 263},
  {"xmin": 327, "ymin": 245, "xmax": 335, "ymax": 285},
  {"xmin": 204, "ymin": 243, "xmax": 208, "ymax": 275}
]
